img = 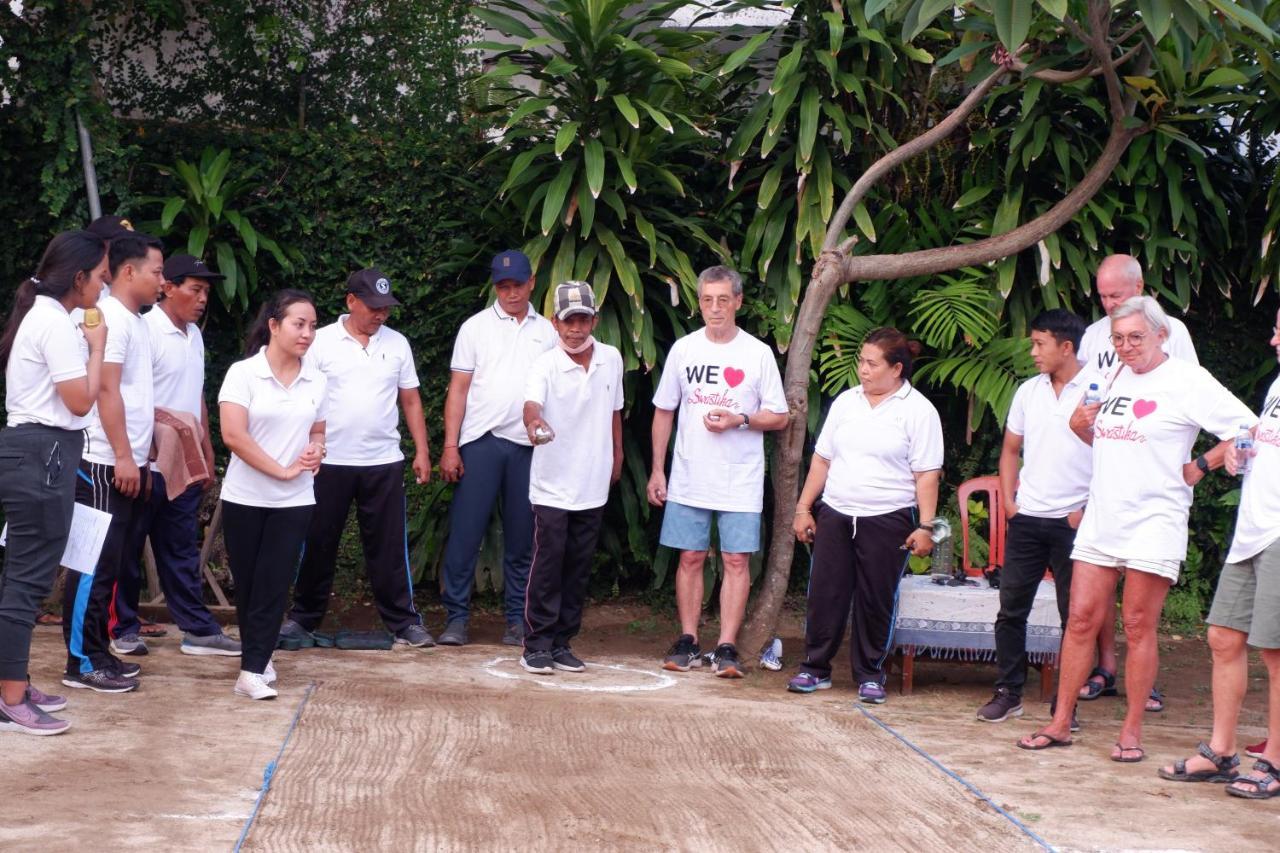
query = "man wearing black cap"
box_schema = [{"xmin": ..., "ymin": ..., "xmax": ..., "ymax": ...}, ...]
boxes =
[
  {"xmin": 437, "ymin": 250, "xmax": 554, "ymax": 646},
  {"xmin": 109, "ymin": 255, "xmax": 242, "ymax": 657},
  {"xmin": 279, "ymin": 269, "xmax": 434, "ymax": 648}
]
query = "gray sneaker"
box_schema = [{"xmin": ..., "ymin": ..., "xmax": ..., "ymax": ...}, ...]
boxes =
[
  {"xmin": 181, "ymin": 632, "xmax": 242, "ymax": 657},
  {"xmin": 26, "ymin": 683, "xmax": 67, "ymax": 713},
  {"xmin": 501, "ymin": 622, "xmax": 524, "ymax": 647},
  {"xmin": 0, "ymin": 696, "xmax": 71, "ymax": 736},
  {"xmin": 395, "ymin": 624, "xmax": 435, "ymax": 648},
  {"xmin": 437, "ymin": 620, "xmax": 469, "ymax": 646},
  {"xmin": 110, "ymin": 633, "xmax": 148, "ymax": 656},
  {"xmin": 277, "ymin": 618, "xmax": 315, "ymax": 651}
]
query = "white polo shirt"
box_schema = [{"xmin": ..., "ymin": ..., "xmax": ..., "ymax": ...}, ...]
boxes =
[
  {"xmin": 1077, "ymin": 313, "xmax": 1197, "ymax": 377},
  {"xmin": 451, "ymin": 303, "xmax": 555, "ymax": 446},
  {"xmin": 1006, "ymin": 371, "xmax": 1094, "ymax": 517},
  {"xmin": 306, "ymin": 317, "xmax": 419, "ymax": 466},
  {"xmin": 5, "ymin": 295, "xmax": 91, "ymax": 431},
  {"xmin": 1227, "ymin": 376, "xmax": 1280, "ymax": 564},
  {"xmin": 84, "ymin": 294, "xmax": 154, "ymax": 467},
  {"xmin": 815, "ymin": 382, "xmax": 944, "ymax": 517},
  {"xmin": 526, "ymin": 342, "xmax": 624, "ymax": 511},
  {"xmin": 217, "ymin": 349, "xmax": 329, "ymax": 508},
  {"xmin": 145, "ymin": 305, "xmax": 205, "ymax": 417}
]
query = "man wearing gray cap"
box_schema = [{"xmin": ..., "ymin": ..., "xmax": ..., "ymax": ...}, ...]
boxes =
[
  {"xmin": 280, "ymin": 269, "xmax": 434, "ymax": 648},
  {"xmin": 437, "ymin": 251, "xmax": 555, "ymax": 646},
  {"xmin": 518, "ymin": 282, "xmax": 623, "ymax": 674}
]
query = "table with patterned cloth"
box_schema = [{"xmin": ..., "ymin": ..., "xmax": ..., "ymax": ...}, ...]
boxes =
[{"xmin": 891, "ymin": 574, "xmax": 1064, "ymax": 698}]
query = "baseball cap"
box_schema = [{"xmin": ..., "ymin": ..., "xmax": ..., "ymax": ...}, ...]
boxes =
[
  {"xmin": 490, "ymin": 250, "xmax": 533, "ymax": 284},
  {"xmin": 164, "ymin": 254, "xmax": 225, "ymax": 283},
  {"xmin": 346, "ymin": 268, "xmax": 401, "ymax": 309},
  {"xmin": 86, "ymin": 215, "xmax": 135, "ymax": 242},
  {"xmin": 554, "ymin": 281, "xmax": 596, "ymax": 319}
]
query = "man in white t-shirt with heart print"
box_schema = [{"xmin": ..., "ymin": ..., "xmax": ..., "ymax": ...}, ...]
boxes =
[{"xmin": 648, "ymin": 266, "xmax": 789, "ymax": 678}]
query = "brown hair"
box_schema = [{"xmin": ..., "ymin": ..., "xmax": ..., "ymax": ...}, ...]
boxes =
[
  {"xmin": 0, "ymin": 230, "xmax": 106, "ymax": 371},
  {"xmin": 862, "ymin": 327, "xmax": 918, "ymax": 381}
]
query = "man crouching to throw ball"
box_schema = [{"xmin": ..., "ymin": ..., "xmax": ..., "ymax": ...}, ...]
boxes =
[{"xmin": 518, "ymin": 282, "xmax": 624, "ymax": 675}]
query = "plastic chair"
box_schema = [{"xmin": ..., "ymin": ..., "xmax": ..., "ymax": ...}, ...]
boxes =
[{"xmin": 957, "ymin": 475, "xmax": 1005, "ymax": 577}]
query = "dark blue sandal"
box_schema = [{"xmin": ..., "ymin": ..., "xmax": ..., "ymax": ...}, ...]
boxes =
[
  {"xmin": 1079, "ymin": 666, "xmax": 1118, "ymax": 700},
  {"xmin": 1146, "ymin": 686, "xmax": 1165, "ymax": 713},
  {"xmin": 1226, "ymin": 760, "xmax": 1280, "ymax": 799},
  {"xmin": 1158, "ymin": 741, "xmax": 1239, "ymax": 783}
]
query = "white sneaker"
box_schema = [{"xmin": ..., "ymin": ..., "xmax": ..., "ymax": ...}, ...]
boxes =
[
  {"xmin": 263, "ymin": 660, "xmax": 277, "ymax": 685},
  {"xmin": 234, "ymin": 671, "xmax": 278, "ymax": 700}
]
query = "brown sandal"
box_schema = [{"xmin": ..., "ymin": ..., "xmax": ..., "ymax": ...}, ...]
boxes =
[{"xmin": 1112, "ymin": 742, "xmax": 1146, "ymax": 763}]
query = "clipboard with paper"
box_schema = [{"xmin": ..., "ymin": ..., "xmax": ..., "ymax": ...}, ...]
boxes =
[{"xmin": 0, "ymin": 503, "xmax": 113, "ymax": 575}]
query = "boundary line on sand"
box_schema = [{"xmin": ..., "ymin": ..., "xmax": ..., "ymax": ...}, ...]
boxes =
[
  {"xmin": 855, "ymin": 706, "xmax": 1056, "ymax": 852},
  {"xmin": 233, "ymin": 681, "xmax": 316, "ymax": 852}
]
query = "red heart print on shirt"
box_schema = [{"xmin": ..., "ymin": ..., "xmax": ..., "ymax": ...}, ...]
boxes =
[
  {"xmin": 723, "ymin": 367, "xmax": 745, "ymax": 388},
  {"xmin": 1132, "ymin": 399, "xmax": 1157, "ymax": 418}
]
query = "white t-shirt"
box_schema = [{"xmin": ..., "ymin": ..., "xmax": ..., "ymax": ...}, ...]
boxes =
[
  {"xmin": 4, "ymin": 295, "xmax": 90, "ymax": 431},
  {"xmin": 526, "ymin": 342, "xmax": 624, "ymax": 511},
  {"xmin": 1006, "ymin": 371, "xmax": 1094, "ymax": 517},
  {"xmin": 306, "ymin": 317, "xmax": 419, "ymax": 466},
  {"xmin": 84, "ymin": 295, "xmax": 154, "ymax": 467},
  {"xmin": 814, "ymin": 383, "xmax": 943, "ymax": 517},
  {"xmin": 1077, "ymin": 313, "xmax": 1197, "ymax": 378},
  {"xmin": 1226, "ymin": 375, "xmax": 1280, "ymax": 563},
  {"xmin": 145, "ymin": 306, "xmax": 205, "ymax": 417},
  {"xmin": 652, "ymin": 328, "xmax": 788, "ymax": 513},
  {"xmin": 1075, "ymin": 358, "xmax": 1257, "ymax": 562},
  {"xmin": 451, "ymin": 304, "xmax": 555, "ymax": 446},
  {"xmin": 217, "ymin": 349, "xmax": 329, "ymax": 508}
]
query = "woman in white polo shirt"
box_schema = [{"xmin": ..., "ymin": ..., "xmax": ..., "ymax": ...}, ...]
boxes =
[
  {"xmin": 788, "ymin": 328, "xmax": 943, "ymax": 705},
  {"xmin": 0, "ymin": 231, "xmax": 108, "ymax": 735},
  {"xmin": 218, "ymin": 289, "xmax": 327, "ymax": 700},
  {"xmin": 1019, "ymin": 296, "xmax": 1255, "ymax": 761}
]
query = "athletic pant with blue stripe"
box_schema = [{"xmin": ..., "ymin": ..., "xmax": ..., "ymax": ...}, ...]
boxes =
[
  {"xmin": 289, "ymin": 460, "xmax": 421, "ymax": 634},
  {"xmin": 64, "ymin": 461, "xmax": 146, "ymax": 675},
  {"xmin": 799, "ymin": 504, "xmax": 915, "ymax": 685}
]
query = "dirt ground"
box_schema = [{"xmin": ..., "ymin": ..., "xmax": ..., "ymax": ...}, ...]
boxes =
[{"xmin": 3, "ymin": 602, "xmax": 1277, "ymax": 852}]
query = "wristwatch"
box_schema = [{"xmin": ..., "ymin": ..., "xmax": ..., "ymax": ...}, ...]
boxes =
[
  {"xmin": 1194, "ymin": 455, "xmax": 1210, "ymax": 474},
  {"xmin": 738, "ymin": 414, "xmax": 751, "ymax": 430}
]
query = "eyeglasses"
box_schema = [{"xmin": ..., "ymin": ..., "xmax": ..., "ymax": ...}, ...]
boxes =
[{"xmin": 1109, "ymin": 332, "xmax": 1148, "ymax": 348}]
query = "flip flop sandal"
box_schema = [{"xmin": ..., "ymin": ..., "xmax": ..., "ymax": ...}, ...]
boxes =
[
  {"xmin": 1079, "ymin": 666, "xmax": 1118, "ymax": 700},
  {"xmin": 1017, "ymin": 731, "xmax": 1073, "ymax": 751},
  {"xmin": 1112, "ymin": 743, "xmax": 1146, "ymax": 763},
  {"xmin": 1226, "ymin": 760, "xmax": 1280, "ymax": 799},
  {"xmin": 1157, "ymin": 741, "xmax": 1240, "ymax": 782},
  {"xmin": 139, "ymin": 619, "xmax": 169, "ymax": 638},
  {"xmin": 36, "ymin": 612, "xmax": 63, "ymax": 626},
  {"xmin": 1145, "ymin": 686, "xmax": 1165, "ymax": 713}
]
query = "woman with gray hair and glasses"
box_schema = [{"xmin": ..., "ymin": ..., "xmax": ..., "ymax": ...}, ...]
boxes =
[{"xmin": 1019, "ymin": 295, "xmax": 1256, "ymax": 762}]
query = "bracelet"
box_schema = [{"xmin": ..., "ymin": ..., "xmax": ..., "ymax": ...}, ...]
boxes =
[
  {"xmin": 917, "ymin": 523, "xmax": 934, "ymax": 531},
  {"xmin": 795, "ymin": 508, "xmax": 812, "ymax": 515},
  {"xmin": 1194, "ymin": 455, "xmax": 1210, "ymax": 474},
  {"xmin": 443, "ymin": 444, "xmax": 458, "ymax": 449}
]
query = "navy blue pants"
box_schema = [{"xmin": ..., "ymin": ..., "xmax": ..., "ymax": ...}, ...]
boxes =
[
  {"xmin": 112, "ymin": 473, "xmax": 221, "ymax": 638},
  {"xmin": 440, "ymin": 433, "xmax": 534, "ymax": 625}
]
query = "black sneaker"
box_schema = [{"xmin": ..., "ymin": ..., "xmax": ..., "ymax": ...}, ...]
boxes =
[
  {"xmin": 521, "ymin": 650, "xmax": 555, "ymax": 674},
  {"xmin": 109, "ymin": 659, "xmax": 141, "ymax": 679},
  {"xmin": 976, "ymin": 688, "xmax": 1024, "ymax": 722},
  {"xmin": 662, "ymin": 634, "xmax": 702, "ymax": 672},
  {"xmin": 61, "ymin": 668, "xmax": 138, "ymax": 693},
  {"xmin": 1049, "ymin": 697, "xmax": 1082, "ymax": 732},
  {"xmin": 551, "ymin": 646, "xmax": 585, "ymax": 672},
  {"xmin": 711, "ymin": 643, "xmax": 744, "ymax": 679}
]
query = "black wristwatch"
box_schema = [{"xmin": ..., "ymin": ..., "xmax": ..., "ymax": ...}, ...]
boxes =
[
  {"xmin": 1194, "ymin": 455, "xmax": 1210, "ymax": 474},
  {"xmin": 738, "ymin": 413, "xmax": 751, "ymax": 430}
]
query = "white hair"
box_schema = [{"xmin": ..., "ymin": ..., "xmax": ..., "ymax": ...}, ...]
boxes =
[
  {"xmin": 696, "ymin": 265, "xmax": 742, "ymax": 298},
  {"xmin": 1111, "ymin": 295, "xmax": 1170, "ymax": 337},
  {"xmin": 1107, "ymin": 255, "xmax": 1144, "ymax": 287}
]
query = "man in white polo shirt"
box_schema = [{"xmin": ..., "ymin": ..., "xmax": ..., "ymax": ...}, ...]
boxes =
[
  {"xmin": 648, "ymin": 265, "xmax": 789, "ymax": 678},
  {"xmin": 108, "ymin": 255, "xmax": 241, "ymax": 658},
  {"xmin": 438, "ymin": 250, "xmax": 555, "ymax": 647},
  {"xmin": 1075, "ymin": 254, "xmax": 1198, "ymax": 710},
  {"xmin": 519, "ymin": 281, "xmax": 623, "ymax": 674},
  {"xmin": 281, "ymin": 269, "xmax": 433, "ymax": 648},
  {"xmin": 978, "ymin": 309, "xmax": 1092, "ymax": 723}
]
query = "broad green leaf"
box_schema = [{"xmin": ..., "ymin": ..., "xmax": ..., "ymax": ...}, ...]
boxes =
[
  {"xmin": 900, "ymin": 44, "xmax": 934, "ymax": 63},
  {"xmin": 504, "ymin": 97, "xmax": 553, "ymax": 130},
  {"xmin": 498, "ymin": 143, "xmax": 553, "ymax": 196},
  {"xmin": 1137, "ymin": 0, "xmax": 1172, "ymax": 42},
  {"xmin": 853, "ymin": 203, "xmax": 876, "ymax": 243},
  {"xmin": 635, "ymin": 99, "xmax": 674, "ymax": 133},
  {"xmin": 575, "ymin": 181, "xmax": 596, "ymax": 237},
  {"xmin": 758, "ymin": 161, "xmax": 786, "ymax": 210},
  {"xmin": 952, "ymin": 185, "xmax": 994, "ymax": 210},
  {"xmin": 719, "ymin": 31, "xmax": 772, "ymax": 76},
  {"xmin": 540, "ymin": 159, "xmax": 578, "ymax": 236},
  {"xmin": 993, "ymin": 0, "xmax": 1031, "ymax": 51},
  {"xmin": 865, "ymin": 0, "xmax": 896, "ymax": 17},
  {"xmin": 1036, "ymin": 0, "xmax": 1067, "ymax": 19},
  {"xmin": 555, "ymin": 122, "xmax": 581, "ymax": 158},
  {"xmin": 613, "ymin": 150, "xmax": 638, "ymax": 194},
  {"xmin": 769, "ymin": 41, "xmax": 808, "ymax": 95},
  {"xmin": 469, "ymin": 6, "xmax": 536, "ymax": 39},
  {"xmin": 584, "ymin": 138, "xmax": 605, "ymax": 199},
  {"xmin": 822, "ymin": 12, "xmax": 844, "ymax": 56},
  {"xmin": 612, "ymin": 94, "xmax": 640, "ymax": 128},
  {"xmin": 160, "ymin": 197, "xmax": 185, "ymax": 231},
  {"xmin": 650, "ymin": 165, "xmax": 685, "ymax": 197},
  {"xmin": 798, "ymin": 86, "xmax": 820, "ymax": 163},
  {"xmin": 634, "ymin": 210, "xmax": 658, "ymax": 268},
  {"xmin": 187, "ymin": 225, "xmax": 209, "ymax": 260},
  {"xmin": 906, "ymin": 0, "xmax": 955, "ymax": 42},
  {"xmin": 1199, "ymin": 66, "xmax": 1249, "ymax": 89},
  {"xmin": 1205, "ymin": 0, "xmax": 1275, "ymax": 41},
  {"xmin": 215, "ymin": 241, "xmax": 238, "ymax": 303}
]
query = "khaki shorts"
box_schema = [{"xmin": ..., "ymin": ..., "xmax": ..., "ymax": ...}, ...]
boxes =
[
  {"xmin": 1206, "ymin": 538, "xmax": 1280, "ymax": 649},
  {"xmin": 1070, "ymin": 542, "xmax": 1181, "ymax": 583}
]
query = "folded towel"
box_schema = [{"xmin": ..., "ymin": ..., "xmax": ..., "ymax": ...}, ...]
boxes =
[{"xmin": 152, "ymin": 407, "xmax": 211, "ymax": 500}]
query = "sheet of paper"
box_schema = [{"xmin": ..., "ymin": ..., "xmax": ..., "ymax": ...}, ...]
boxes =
[{"xmin": 0, "ymin": 503, "xmax": 113, "ymax": 576}]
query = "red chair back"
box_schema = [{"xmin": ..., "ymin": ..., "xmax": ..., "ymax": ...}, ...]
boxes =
[{"xmin": 957, "ymin": 475, "xmax": 1005, "ymax": 577}]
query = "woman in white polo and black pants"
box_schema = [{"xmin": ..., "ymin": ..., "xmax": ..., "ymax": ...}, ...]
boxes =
[
  {"xmin": 219, "ymin": 289, "xmax": 327, "ymax": 700},
  {"xmin": 0, "ymin": 231, "xmax": 108, "ymax": 735},
  {"xmin": 788, "ymin": 327, "xmax": 943, "ymax": 705}
]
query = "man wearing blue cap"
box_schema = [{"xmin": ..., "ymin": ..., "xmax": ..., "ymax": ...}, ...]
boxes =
[{"xmin": 437, "ymin": 251, "xmax": 555, "ymax": 646}]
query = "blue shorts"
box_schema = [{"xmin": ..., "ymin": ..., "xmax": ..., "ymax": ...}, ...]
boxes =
[{"xmin": 659, "ymin": 501, "xmax": 761, "ymax": 554}]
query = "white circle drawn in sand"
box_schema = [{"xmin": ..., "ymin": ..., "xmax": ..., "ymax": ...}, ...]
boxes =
[{"xmin": 481, "ymin": 656, "xmax": 677, "ymax": 693}]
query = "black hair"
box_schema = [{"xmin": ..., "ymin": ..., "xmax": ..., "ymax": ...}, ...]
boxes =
[
  {"xmin": 244, "ymin": 289, "xmax": 316, "ymax": 357},
  {"xmin": 862, "ymin": 327, "xmax": 918, "ymax": 381},
  {"xmin": 108, "ymin": 232, "xmax": 163, "ymax": 277},
  {"xmin": 1030, "ymin": 308, "xmax": 1086, "ymax": 353},
  {"xmin": 0, "ymin": 230, "xmax": 107, "ymax": 371}
]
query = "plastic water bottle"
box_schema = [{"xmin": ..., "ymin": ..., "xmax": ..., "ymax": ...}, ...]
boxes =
[
  {"xmin": 1084, "ymin": 382, "xmax": 1102, "ymax": 406},
  {"xmin": 1236, "ymin": 425, "xmax": 1254, "ymax": 476}
]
